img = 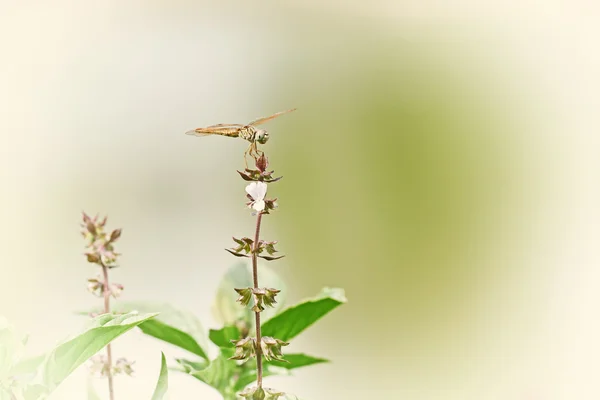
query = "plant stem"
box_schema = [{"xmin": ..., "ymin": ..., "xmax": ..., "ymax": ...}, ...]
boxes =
[
  {"xmin": 252, "ymin": 212, "xmax": 264, "ymax": 388},
  {"xmin": 101, "ymin": 261, "xmax": 115, "ymax": 400}
]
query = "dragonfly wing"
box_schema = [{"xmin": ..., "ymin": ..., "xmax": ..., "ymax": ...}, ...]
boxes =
[
  {"xmin": 205, "ymin": 123, "xmax": 244, "ymax": 128},
  {"xmin": 248, "ymin": 108, "xmax": 296, "ymax": 126},
  {"xmin": 185, "ymin": 125, "xmax": 242, "ymax": 137}
]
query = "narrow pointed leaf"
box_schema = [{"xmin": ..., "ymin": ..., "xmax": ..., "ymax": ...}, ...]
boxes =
[
  {"xmin": 233, "ymin": 354, "xmax": 328, "ymax": 391},
  {"xmin": 257, "ymin": 255, "xmax": 285, "ymax": 261},
  {"xmin": 137, "ymin": 319, "xmax": 207, "ymax": 359},
  {"xmin": 78, "ymin": 302, "xmax": 209, "ymax": 360},
  {"xmin": 150, "ymin": 352, "xmax": 168, "ymax": 400},
  {"xmin": 267, "ymin": 353, "xmax": 328, "ymax": 369},
  {"xmin": 41, "ymin": 311, "xmax": 158, "ymax": 392},
  {"xmin": 173, "ymin": 358, "xmax": 208, "ymax": 373},
  {"xmin": 261, "ymin": 288, "xmax": 346, "ymax": 341},
  {"xmin": 225, "ymin": 249, "xmax": 250, "ymax": 258}
]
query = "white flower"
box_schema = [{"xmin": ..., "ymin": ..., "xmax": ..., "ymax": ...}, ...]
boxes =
[{"xmin": 245, "ymin": 181, "xmax": 268, "ymax": 212}]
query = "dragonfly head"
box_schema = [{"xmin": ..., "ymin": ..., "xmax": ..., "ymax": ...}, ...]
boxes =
[{"xmin": 255, "ymin": 129, "xmax": 269, "ymax": 144}]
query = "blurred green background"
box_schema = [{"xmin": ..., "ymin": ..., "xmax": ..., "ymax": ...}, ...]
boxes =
[{"xmin": 1, "ymin": 1, "xmax": 599, "ymax": 399}]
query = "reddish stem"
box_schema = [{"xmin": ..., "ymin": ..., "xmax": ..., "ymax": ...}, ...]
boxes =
[
  {"xmin": 252, "ymin": 212, "xmax": 264, "ymax": 387},
  {"xmin": 101, "ymin": 261, "xmax": 115, "ymax": 400}
]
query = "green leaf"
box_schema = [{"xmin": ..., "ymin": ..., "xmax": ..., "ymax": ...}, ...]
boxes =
[
  {"xmin": 150, "ymin": 352, "xmax": 168, "ymax": 400},
  {"xmin": 233, "ymin": 353, "xmax": 327, "ymax": 391},
  {"xmin": 267, "ymin": 353, "xmax": 328, "ymax": 369},
  {"xmin": 188, "ymin": 349, "xmax": 237, "ymax": 397},
  {"xmin": 21, "ymin": 384, "xmax": 48, "ymax": 400},
  {"xmin": 209, "ymin": 326, "xmax": 241, "ymax": 348},
  {"xmin": 261, "ymin": 287, "xmax": 346, "ymax": 341},
  {"xmin": 173, "ymin": 357, "xmax": 208, "ymax": 373},
  {"xmin": 212, "ymin": 263, "xmax": 287, "ymax": 326},
  {"xmin": 41, "ymin": 311, "xmax": 158, "ymax": 392},
  {"xmin": 234, "ymin": 363, "xmax": 291, "ymax": 391},
  {"xmin": 137, "ymin": 318, "xmax": 207, "ymax": 359},
  {"xmin": 0, "ymin": 315, "xmax": 26, "ymax": 380},
  {"xmin": 79, "ymin": 302, "xmax": 209, "ymax": 360},
  {"xmin": 10, "ymin": 354, "xmax": 45, "ymax": 377}
]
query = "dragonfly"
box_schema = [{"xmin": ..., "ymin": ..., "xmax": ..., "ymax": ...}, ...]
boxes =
[{"xmin": 185, "ymin": 108, "xmax": 296, "ymax": 167}]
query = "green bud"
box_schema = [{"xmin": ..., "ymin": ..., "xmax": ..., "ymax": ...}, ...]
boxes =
[
  {"xmin": 260, "ymin": 336, "xmax": 289, "ymax": 362},
  {"xmin": 240, "ymin": 387, "xmax": 285, "ymax": 400},
  {"xmin": 229, "ymin": 337, "xmax": 256, "ymax": 361},
  {"xmin": 234, "ymin": 288, "xmax": 253, "ymax": 307}
]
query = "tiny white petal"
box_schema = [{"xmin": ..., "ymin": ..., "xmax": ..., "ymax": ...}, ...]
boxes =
[
  {"xmin": 252, "ymin": 200, "xmax": 265, "ymax": 212},
  {"xmin": 245, "ymin": 182, "xmax": 268, "ymax": 200}
]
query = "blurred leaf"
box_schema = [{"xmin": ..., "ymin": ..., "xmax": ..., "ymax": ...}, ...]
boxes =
[
  {"xmin": 212, "ymin": 263, "xmax": 287, "ymax": 327},
  {"xmin": 234, "ymin": 363, "xmax": 291, "ymax": 391},
  {"xmin": 0, "ymin": 316, "xmax": 26, "ymax": 379},
  {"xmin": 0, "ymin": 317, "xmax": 49, "ymax": 399},
  {"xmin": 21, "ymin": 384, "xmax": 48, "ymax": 400},
  {"xmin": 262, "ymin": 288, "xmax": 346, "ymax": 341},
  {"xmin": 41, "ymin": 311, "xmax": 157, "ymax": 392},
  {"xmin": 209, "ymin": 326, "xmax": 241, "ymax": 348},
  {"xmin": 10, "ymin": 354, "xmax": 45, "ymax": 378},
  {"xmin": 173, "ymin": 357, "xmax": 208, "ymax": 373},
  {"xmin": 188, "ymin": 349, "xmax": 236, "ymax": 397},
  {"xmin": 87, "ymin": 378, "xmax": 101, "ymax": 400},
  {"xmin": 80, "ymin": 302, "xmax": 209, "ymax": 360},
  {"xmin": 233, "ymin": 354, "xmax": 327, "ymax": 391},
  {"xmin": 150, "ymin": 352, "xmax": 168, "ymax": 400}
]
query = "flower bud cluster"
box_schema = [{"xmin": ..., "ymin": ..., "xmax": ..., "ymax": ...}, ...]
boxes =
[
  {"xmin": 237, "ymin": 154, "xmax": 282, "ymax": 183},
  {"xmin": 259, "ymin": 337, "xmax": 289, "ymax": 362},
  {"xmin": 229, "ymin": 154, "xmax": 291, "ymax": 397},
  {"xmin": 226, "ymin": 237, "xmax": 284, "ymax": 261},
  {"xmin": 81, "ymin": 212, "xmax": 122, "ymax": 267},
  {"xmin": 234, "ymin": 287, "xmax": 281, "ymax": 312},
  {"xmin": 230, "ymin": 337, "xmax": 257, "ymax": 360},
  {"xmin": 239, "ymin": 386, "xmax": 285, "ymax": 400},
  {"xmin": 82, "ymin": 212, "xmax": 130, "ymax": 384},
  {"xmin": 87, "ymin": 276, "xmax": 124, "ymax": 298},
  {"xmin": 89, "ymin": 355, "xmax": 134, "ymax": 377},
  {"xmin": 229, "ymin": 336, "xmax": 289, "ymax": 363},
  {"xmin": 238, "ymin": 155, "xmax": 280, "ymax": 215}
]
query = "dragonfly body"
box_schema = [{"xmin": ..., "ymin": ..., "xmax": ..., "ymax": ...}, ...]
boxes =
[
  {"xmin": 186, "ymin": 108, "xmax": 295, "ymax": 166},
  {"xmin": 222, "ymin": 125, "xmax": 263, "ymax": 143}
]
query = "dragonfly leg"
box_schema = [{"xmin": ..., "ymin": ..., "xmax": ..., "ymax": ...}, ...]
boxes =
[
  {"xmin": 243, "ymin": 145, "xmax": 251, "ymax": 169},
  {"xmin": 249, "ymin": 142, "xmax": 259, "ymax": 162},
  {"xmin": 255, "ymin": 145, "xmax": 264, "ymax": 158}
]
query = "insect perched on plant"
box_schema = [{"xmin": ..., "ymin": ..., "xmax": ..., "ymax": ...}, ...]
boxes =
[{"xmin": 185, "ymin": 108, "xmax": 296, "ymax": 167}]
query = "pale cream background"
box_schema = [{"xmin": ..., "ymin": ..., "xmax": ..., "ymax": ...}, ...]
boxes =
[{"xmin": 1, "ymin": 1, "xmax": 599, "ymax": 399}]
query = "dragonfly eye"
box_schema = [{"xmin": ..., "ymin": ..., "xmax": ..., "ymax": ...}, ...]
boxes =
[{"xmin": 256, "ymin": 130, "xmax": 269, "ymax": 144}]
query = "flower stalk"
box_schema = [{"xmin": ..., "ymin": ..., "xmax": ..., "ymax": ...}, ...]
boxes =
[
  {"xmin": 81, "ymin": 212, "xmax": 132, "ymax": 400},
  {"xmin": 100, "ymin": 259, "xmax": 115, "ymax": 400},
  {"xmin": 251, "ymin": 211, "xmax": 264, "ymax": 387},
  {"xmin": 226, "ymin": 154, "xmax": 290, "ymax": 399}
]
